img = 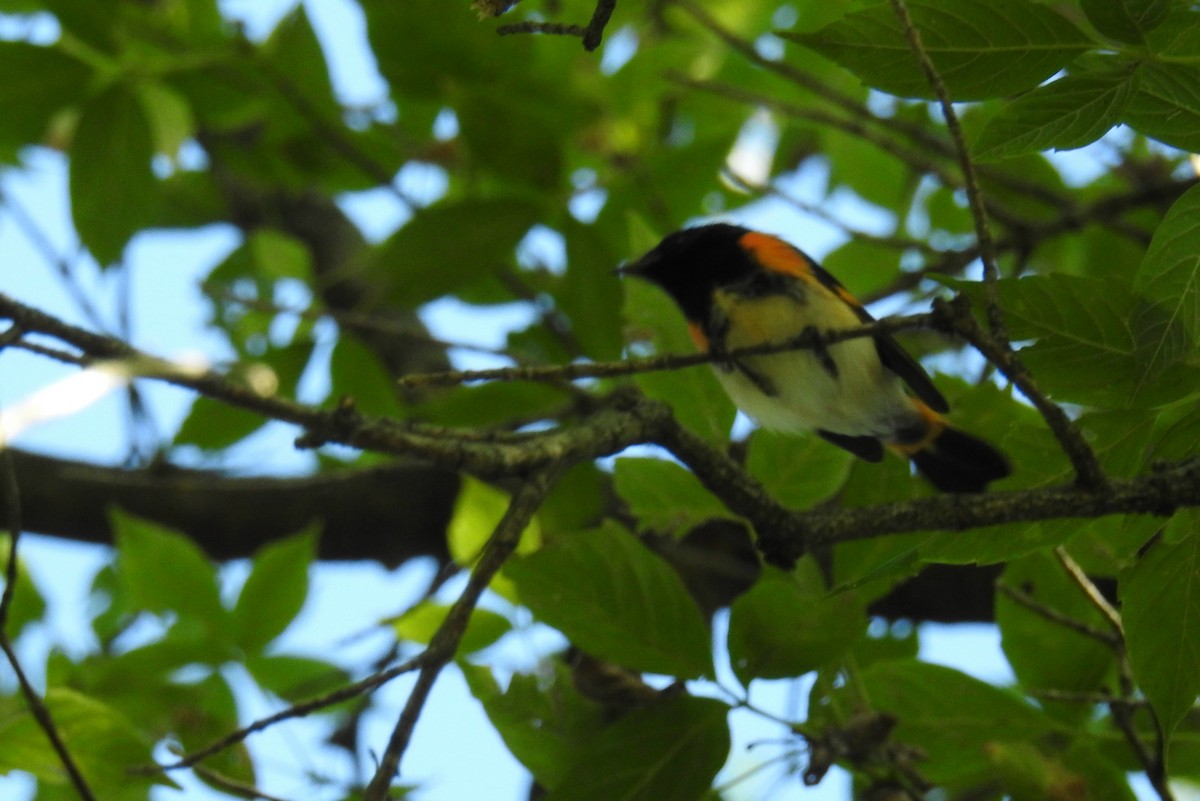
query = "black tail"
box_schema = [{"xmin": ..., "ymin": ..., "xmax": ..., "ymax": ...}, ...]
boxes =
[{"xmin": 909, "ymin": 426, "xmax": 1011, "ymax": 493}]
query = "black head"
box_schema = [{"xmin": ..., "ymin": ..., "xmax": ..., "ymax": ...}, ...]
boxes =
[{"xmin": 620, "ymin": 223, "xmax": 756, "ymax": 321}]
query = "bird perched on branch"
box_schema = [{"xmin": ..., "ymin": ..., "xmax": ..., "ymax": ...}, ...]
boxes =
[{"xmin": 620, "ymin": 223, "xmax": 1010, "ymax": 493}]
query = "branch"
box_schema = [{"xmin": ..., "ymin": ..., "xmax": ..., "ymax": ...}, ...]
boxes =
[
  {"xmin": 396, "ymin": 313, "xmax": 939, "ymax": 390},
  {"xmin": 2, "ymin": 449, "xmax": 457, "ymax": 566},
  {"xmin": 936, "ymin": 296, "xmax": 1107, "ymax": 490},
  {"xmin": 363, "ymin": 468, "xmax": 557, "ymax": 800},
  {"xmin": 496, "ymin": 0, "xmax": 616, "ymax": 51},
  {"xmin": 157, "ymin": 652, "xmax": 429, "ymax": 772},
  {"xmin": 718, "ymin": 458, "xmax": 1199, "ymax": 568},
  {"xmin": 1054, "ymin": 546, "xmax": 1174, "ymax": 800},
  {"xmin": 7, "ymin": 293, "xmax": 1200, "ymax": 580},
  {"xmin": 888, "ymin": 0, "xmax": 1005, "ymax": 342}
]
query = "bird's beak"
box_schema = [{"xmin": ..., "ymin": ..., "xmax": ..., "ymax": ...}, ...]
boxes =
[{"xmin": 615, "ymin": 250, "xmax": 657, "ymax": 279}]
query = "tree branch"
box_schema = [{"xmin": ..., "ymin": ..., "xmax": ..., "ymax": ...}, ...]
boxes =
[
  {"xmin": 363, "ymin": 468, "xmax": 558, "ymax": 800},
  {"xmin": 1, "ymin": 449, "xmax": 458, "ymax": 566}
]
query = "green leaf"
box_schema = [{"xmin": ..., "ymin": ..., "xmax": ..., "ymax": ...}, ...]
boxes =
[
  {"xmin": 857, "ymin": 660, "xmax": 1057, "ymax": 785},
  {"xmin": 613, "ymin": 457, "xmax": 728, "ymax": 532},
  {"xmin": 446, "ymin": 477, "xmax": 541, "ymax": 602},
  {"xmin": 745, "ymin": 430, "xmax": 854, "ymax": 510},
  {"xmin": 447, "ymin": 476, "xmax": 542, "ymax": 565},
  {"xmin": 996, "ymin": 554, "xmax": 1113, "ymax": 707},
  {"xmin": 390, "ymin": 600, "xmax": 512, "ymax": 655},
  {"xmin": 414, "ymin": 381, "xmax": 568, "ymax": 428},
  {"xmin": 0, "ymin": 688, "xmax": 162, "ymax": 799},
  {"xmin": 0, "ymin": 43, "xmax": 91, "ymax": 158},
  {"xmin": 1124, "ymin": 62, "xmax": 1200, "ymax": 152},
  {"xmin": 328, "ymin": 335, "xmax": 402, "ymax": 418},
  {"xmin": 248, "ymin": 229, "xmax": 312, "ymax": 281},
  {"xmin": 1081, "ymin": 0, "xmax": 1170, "ymax": 44},
  {"xmin": 974, "ymin": 67, "xmax": 1139, "ymax": 162},
  {"xmin": 137, "ymin": 81, "xmax": 196, "ymax": 162},
  {"xmin": 457, "ymin": 85, "xmax": 564, "ymax": 190},
  {"xmin": 557, "ymin": 218, "xmax": 625, "ymax": 360},
  {"xmin": 244, "ymin": 654, "xmax": 351, "ymax": 704},
  {"xmin": 174, "ymin": 395, "xmax": 267, "ymax": 450},
  {"xmin": 112, "ymin": 509, "xmax": 227, "ymax": 626},
  {"xmin": 371, "ymin": 198, "xmax": 542, "ymax": 308},
  {"xmin": 953, "ymin": 274, "xmax": 1197, "ymax": 407},
  {"xmin": 727, "ymin": 562, "xmax": 864, "ymax": 686},
  {"xmin": 231, "ymin": 527, "xmax": 317, "ymax": 652},
  {"xmin": 0, "ymin": 535, "xmax": 47, "ymax": 641},
  {"xmin": 1121, "ymin": 512, "xmax": 1200, "ymax": 744},
  {"xmin": 175, "ymin": 339, "xmax": 315, "ymax": 449},
  {"xmin": 505, "ymin": 522, "xmax": 714, "ymax": 678},
  {"xmin": 784, "ymin": 0, "xmax": 1090, "ymax": 101},
  {"xmin": 463, "ymin": 662, "xmax": 606, "ymax": 788},
  {"xmin": 1134, "ymin": 182, "xmax": 1200, "ymax": 347},
  {"xmin": 624, "ymin": 279, "xmax": 736, "ymax": 445},
  {"xmin": 542, "ymin": 695, "xmax": 730, "ymax": 801},
  {"xmin": 69, "ymin": 84, "xmax": 158, "ymax": 265}
]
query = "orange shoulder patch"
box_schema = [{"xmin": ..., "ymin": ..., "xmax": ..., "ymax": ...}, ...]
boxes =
[{"xmin": 738, "ymin": 231, "xmax": 814, "ymax": 280}]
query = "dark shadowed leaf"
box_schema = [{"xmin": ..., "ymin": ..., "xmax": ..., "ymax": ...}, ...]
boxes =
[
  {"xmin": 372, "ymin": 198, "xmax": 542, "ymax": 308},
  {"xmin": 463, "ymin": 662, "xmax": 606, "ymax": 788},
  {"xmin": 69, "ymin": 85, "xmax": 158, "ymax": 265},
  {"xmin": 542, "ymin": 696, "xmax": 729, "ymax": 801},
  {"xmin": 974, "ymin": 67, "xmax": 1139, "ymax": 161},
  {"xmin": 785, "ymin": 0, "xmax": 1090, "ymax": 100},
  {"xmin": 505, "ymin": 522, "xmax": 713, "ymax": 678},
  {"xmin": 728, "ymin": 561, "xmax": 864, "ymax": 685},
  {"xmin": 1122, "ymin": 512, "xmax": 1200, "ymax": 744},
  {"xmin": 1081, "ymin": 0, "xmax": 1170, "ymax": 43}
]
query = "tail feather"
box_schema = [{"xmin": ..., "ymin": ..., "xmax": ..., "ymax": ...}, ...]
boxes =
[{"xmin": 909, "ymin": 425, "xmax": 1011, "ymax": 493}]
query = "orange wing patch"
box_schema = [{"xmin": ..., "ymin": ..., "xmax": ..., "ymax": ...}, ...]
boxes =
[
  {"xmin": 738, "ymin": 231, "xmax": 814, "ymax": 279},
  {"xmin": 739, "ymin": 231, "xmax": 867, "ymax": 316},
  {"xmin": 687, "ymin": 321, "xmax": 710, "ymax": 352}
]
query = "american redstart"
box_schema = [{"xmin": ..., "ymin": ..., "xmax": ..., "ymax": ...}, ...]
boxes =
[{"xmin": 620, "ymin": 223, "xmax": 1010, "ymax": 493}]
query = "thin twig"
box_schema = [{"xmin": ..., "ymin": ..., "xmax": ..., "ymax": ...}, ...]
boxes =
[
  {"xmin": 1053, "ymin": 546, "xmax": 1173, "ymax": 801},
  {"xmin": 496, "ymin": 20, "xmax": 586, "ymax": 38},
  {"xmin": 244, "ymin": 43, "xmax": 418, "ymax": 211},
  {"xmin": 0, "ymin": 410, "xmax": 99, "ymax": 801},
  {"xmin": 1053, "ymin": 547, "xmax": 1122, "ymax": 634},
  {"xmin": 155, "ymin": 652, "xmax": 430, "ymax": 771},
  {"xmin": 190, "ymin": 764, "xmax": 293, "ymax": 801},
  {"xmin": 582, "ymin": 0, "xmax": 616, "ymax": 50},
  {"xmin": 396, "ymin": 313, "xmax": 939, "ymax": 390},
  {"xmin": 0, "ymin": 188, "xmax": 108, "ymax": 331},
  {"xmin": 1028, "ymin": 688, "xmax": 1147, "ymax": 708},
  {"xmin": 888, "ymin": 0, "xmax": 1006, "ymax": 343},
  {"xmin": 496, "ymin": 0, "xmax": 615, "ymax": 50},
  {"xmin": 363, "ymin": 469, "xmax": 558, "ymax": 800},
  {"xmin": 935, "ymin": 296, "xmax": 1107, "ymax": 490},
  {"xmin": 994, "ymin": 582, "xmax": 1118, "ymax": 647}
]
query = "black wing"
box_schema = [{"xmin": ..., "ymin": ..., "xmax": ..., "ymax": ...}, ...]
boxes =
[{"xmin": 808, "ymin": 262, "xmax": 950, "ymax": 414}]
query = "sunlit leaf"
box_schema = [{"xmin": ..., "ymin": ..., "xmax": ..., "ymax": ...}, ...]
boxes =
[{"xmin": 231, "ymin": 526, "xmax": 317, "ymax": 652}]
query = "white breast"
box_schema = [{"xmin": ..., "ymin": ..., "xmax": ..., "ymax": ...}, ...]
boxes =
[{"xmin": 710, "ymin": 289, "xmax": 917, "ymax": 438}]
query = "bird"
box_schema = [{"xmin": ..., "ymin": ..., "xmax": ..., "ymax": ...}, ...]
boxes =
[{"xmin": 620, "ymin": 223, "xmax": 1010, "ymax": 493}]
